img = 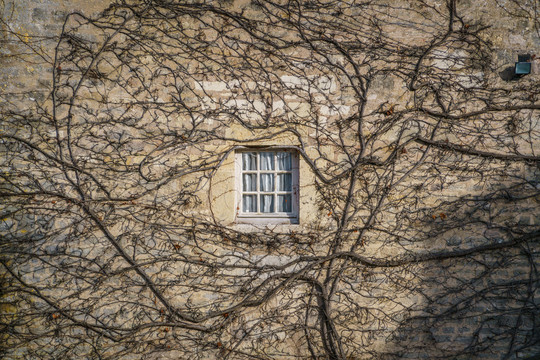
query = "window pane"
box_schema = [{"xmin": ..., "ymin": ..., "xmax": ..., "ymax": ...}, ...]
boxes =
[
  {"xmin": 260, "ymin": 173, "xmax": 274, "ymax": 192},
  {"xmin": 242, "ymin": 152, "xmax": 257, "ymax": 170},
  {"xmin": 260, "ymin": 194, "xmax": 274, "ymax": 213},
  {"xmin": 278, "ymin": 194, "xmax": 292, "ymax": 212},
  {"xmin": 277, "ymin": 152, "xmax": 291, "ymax": 170},
  {"xmin": 260, "ymin": 152, "xmax": 274, "ymax": 170},
  {"xmin": 243, "ymin": 195, "xmax": 257, "ymax": 212},
  {"xmin": 277, "ymin": 173, "xmax": 292, "ymax": 191},
  {"xmin": 243, "ymin": 174, "xmax": 257, "ymax": 191}
]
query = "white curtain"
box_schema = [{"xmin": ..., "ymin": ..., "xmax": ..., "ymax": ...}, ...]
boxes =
[
  {"xmin": 277, "ymin": 152, "xmax": 291, "ymax": 170},
  {"xmin": 242, "ymin": 151, "xmax": 293, "ymax": 214},
  {"xmin": 243, "ymin": 174, "xmax": 256, "ymax": 191},
  {"xmin": 243, "ymin": 152, "xmax": 257, "ymax": 170},
  {"xmin": 243, "ymin": 195, "xmax": 257, "ymax": 212},
  {"xmin": 260, "ymin": 152, "xmax": 274, "ymax": 170},
  {"xmin": 260, "ymin": 173, "xmax": 274, "ymax": 191},
  {"xmin": 260, "ymin": 194, "xmax": 274, "ymax": 213}
]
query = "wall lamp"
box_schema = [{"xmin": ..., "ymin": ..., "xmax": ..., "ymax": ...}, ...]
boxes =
[{"xmin": 515, "ymin": 54, "xmax": 532, "ymax": 76}]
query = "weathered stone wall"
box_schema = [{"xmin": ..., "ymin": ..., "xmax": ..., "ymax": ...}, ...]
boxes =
[{"xmin": 1, "ymin": 0, "xmax": 539, "ymax": 359}]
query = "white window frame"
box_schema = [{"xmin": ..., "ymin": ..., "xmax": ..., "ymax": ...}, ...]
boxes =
[{"xmin": 235, "ymin": 148, "xmax": 299, "ymax": 224}]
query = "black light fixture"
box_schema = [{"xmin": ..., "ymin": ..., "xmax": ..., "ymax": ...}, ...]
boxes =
[{"xmin": 515, "ymin": 54, "xmax": 531, "ymax": 76}]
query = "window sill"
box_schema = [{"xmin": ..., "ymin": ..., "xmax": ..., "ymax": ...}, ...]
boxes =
[
  {"xmin": 235, "ymin": 216, "xmax": 299, "ymax": 225},
  {"xmin": 232, "ymin": 222, "xmax": 301, "ymax": 233}
]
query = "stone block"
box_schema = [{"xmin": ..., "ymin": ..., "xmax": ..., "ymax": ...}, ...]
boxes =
[{"xmin": 32, "ymin": 8, "xmax": 48, "ymax": 22}]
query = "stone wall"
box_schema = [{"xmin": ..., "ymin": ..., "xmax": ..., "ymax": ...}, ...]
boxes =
[{"xmin": 1, "ymin": 0, "xmax": 540, "ymax": 359}]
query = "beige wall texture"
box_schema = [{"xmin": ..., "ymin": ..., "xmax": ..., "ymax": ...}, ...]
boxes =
[{"xmin": 1, "ymin": 0, "xmax": 540, "ymax": 359}]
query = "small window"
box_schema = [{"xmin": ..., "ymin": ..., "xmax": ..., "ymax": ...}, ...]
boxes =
[{"xmin": 236, "ymin": 149, "xmax": 299, "ymax": 224}]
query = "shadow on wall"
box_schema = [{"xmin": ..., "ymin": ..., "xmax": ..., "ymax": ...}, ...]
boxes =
[
  {"xmin": 386, "ymin": 183, "xmax": 540, "ymax": 359},
  {"xmin": 499, "ymin": 66, "xmax": 518, "ymax": 81}
]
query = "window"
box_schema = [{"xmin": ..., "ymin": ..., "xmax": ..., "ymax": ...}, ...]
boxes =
[{"xmin": 236, "ymin": 149, "xmax": 299, "ymax": 224}]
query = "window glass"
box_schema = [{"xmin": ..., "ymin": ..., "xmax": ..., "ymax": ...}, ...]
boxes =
[
  {"xmin": 237, "ymin": 150, "xmax": 298, "ymax": 222},
  {"xmin": 277, "ymin": 194, "xmax": 291, "ymax": 212},
  {"xmin": 243, "ymin": 195, "xmax": 257, "ymax": 212},
  {"xmin": 242, "ymin": 152, "xmax": 257, "ymax": 171},
  {"xmin": 260, "ymin": 194, "xmax": 274, "ymax": 213},
  {"xmin": 260, "ymin": 152, "xmax": 275, "ymax": 170},
  {"xmin": 277, "ymin": 152, "xmax": 291, "ymax": 170},
  {"xmin": 260, "ymin": 173, "xmax": 274, "ymax": 192},
  {"xmin": 243, "ymin": 174, "xmax": 257, "ymax": 192},
  {"xmin": 276, "ymin": 173, "xmax": 292, "ymax": 191}
]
